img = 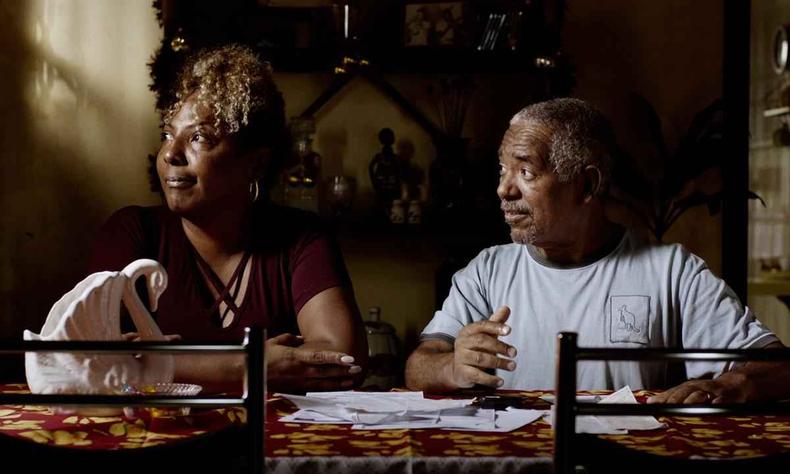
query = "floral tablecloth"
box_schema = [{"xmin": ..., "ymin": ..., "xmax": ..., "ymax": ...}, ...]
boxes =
[
  {"xmin": 2, "ymin": 384, "xmax": 790, "ymax": 473},
  {"xmin": 0, "ymin": 383, "xmax": 245, "ymax": 449},
  {"xmin": 265, "ymin": 389, "xmax": 790, "ymax": 460}
]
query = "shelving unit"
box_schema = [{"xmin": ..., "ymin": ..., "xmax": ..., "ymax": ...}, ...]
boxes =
[
  {"xmin": 748, "ymin": 277, "xmax": 790, "ymax": 311},
  {"xmin": 748, "ymin": 1, "xmax": 790, "ymax": 318},
  {"xmin": 764, "ymin": 106, "xmax": 790, "ymax": 118},
  {"xmin": 151, "ymin": 0, "xmax": 570, "ymax": 257}
]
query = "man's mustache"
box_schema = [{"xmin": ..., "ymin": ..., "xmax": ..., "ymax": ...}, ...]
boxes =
[{"xmin": 501, "ymin": 202, "xmax": 531, "ymax": 214}]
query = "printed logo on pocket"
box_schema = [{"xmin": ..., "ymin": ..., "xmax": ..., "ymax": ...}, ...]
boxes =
[{"xmin": 609, "ymin": 295, "xmax": 650, "ymax": 344}]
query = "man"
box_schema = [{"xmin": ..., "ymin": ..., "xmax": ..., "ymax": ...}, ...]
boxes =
[{"xmin": 405, "ymin": 98, "xmax": 785, "ymax": 404}]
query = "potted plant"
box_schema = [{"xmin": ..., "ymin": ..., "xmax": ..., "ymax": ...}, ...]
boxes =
[{"xmin": 605, "ymin": 95, "xmax": 764, "ymax": 243}]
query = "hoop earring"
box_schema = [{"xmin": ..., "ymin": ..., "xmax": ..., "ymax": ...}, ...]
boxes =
[{"xmin": 249, "ymin": 180, "xmax": 260, "ymax": 203}]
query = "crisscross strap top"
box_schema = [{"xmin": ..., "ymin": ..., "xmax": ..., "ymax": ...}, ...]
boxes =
[{"xmin": 192, "ymin": 249, "xmax": 252, "ymax": 328}]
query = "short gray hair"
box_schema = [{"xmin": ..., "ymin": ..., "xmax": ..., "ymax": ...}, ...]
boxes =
[{"xmin": 510, "ymin": 98, "xmax": 615, "ymax": 191}]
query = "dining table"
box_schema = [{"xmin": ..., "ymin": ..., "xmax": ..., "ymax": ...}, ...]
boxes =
[{"xmin": 1, "ymin": 383, "xmax": 790, "ymax": 473}]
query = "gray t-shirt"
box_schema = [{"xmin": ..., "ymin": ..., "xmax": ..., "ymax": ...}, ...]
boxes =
[{"xmin": 422, "ymin": 231, "xmax": 779, "ymax": 390}]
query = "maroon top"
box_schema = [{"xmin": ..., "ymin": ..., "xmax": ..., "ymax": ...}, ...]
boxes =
[{"xmin": 88, "ymin": 203, "xmax": 351, "ymax": 342}]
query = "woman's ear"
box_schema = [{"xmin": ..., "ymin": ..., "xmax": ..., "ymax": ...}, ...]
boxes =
[
  {"xmin": 247, "ymin": 146, "xmax": 272, "ymax": 181},
  {"xmin": 582, "ymin": 165, "xmax": 603, "ymax": 203}
]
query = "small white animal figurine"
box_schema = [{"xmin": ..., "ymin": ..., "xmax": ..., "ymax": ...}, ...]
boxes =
[{"xmin": 23, "ymin": 259, "xmax": 174, "ymax": 396}]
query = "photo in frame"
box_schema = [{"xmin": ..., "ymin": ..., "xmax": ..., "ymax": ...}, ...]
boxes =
[{"xmin": 403, "ymin": 2, "xmax": 468, "ymax": 47}]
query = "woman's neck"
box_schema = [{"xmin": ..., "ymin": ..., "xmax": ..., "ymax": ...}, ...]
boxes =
[{"xmin": 180, "ymin": 205, "xmax": 253, "ymax": 262}]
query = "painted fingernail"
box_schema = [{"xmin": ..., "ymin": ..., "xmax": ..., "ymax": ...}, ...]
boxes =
[
  {"xmin": 496, "ymin": 379, "xmax": 504, "ymax": 387},
  {"xmin": 507, "ymin": 362, "xmax": 516, "ymax": 371},
  {"xmin": 342, "ymin": 380, "xmax": 354, "ymax": 387},
  {"xmin": 349, "ymin": 365, "xmax": 362, "ymax": 374},
  {"xmin": 500, "ymin": 326, "xmax": 511, "ymax": 335},
  {"xmin": 508, "ymin": 347, "xmax": 517, "ymax": 357},
  {"xmin": 340, "ymin": 355, "xmax": 355, "ymax": 364}
]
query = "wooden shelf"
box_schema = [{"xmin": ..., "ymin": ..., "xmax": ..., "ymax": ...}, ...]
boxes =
[
  {"xmin": 749, "ymin": 278, "xmax": 790, "ymax": 296},
  {"xmin": 262, "ymin": 47, "xmax": 558, "ymax": 74},
  {"xmin": 749, "ymin": 277, "xmax": 790, "ymax": 311}
]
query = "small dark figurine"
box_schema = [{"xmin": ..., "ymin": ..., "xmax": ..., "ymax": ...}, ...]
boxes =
[{"xmin": 369, "ymin": 128, "xmax": 403, "ymax": 203}]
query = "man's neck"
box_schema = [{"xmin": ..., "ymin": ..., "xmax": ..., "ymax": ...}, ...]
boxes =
[{"xmin": 531, "ymin": 219, "xmax": 624, "ymax": 268}]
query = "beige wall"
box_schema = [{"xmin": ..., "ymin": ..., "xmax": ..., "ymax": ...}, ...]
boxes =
[
  {"xmin": 0, "ymin": 0, "xmax": 162, "ymax": 338},
  {"xmin": 0, "ymin": 1, "xmax": 729, "ymax": 349},
  {"xmin": 564, "ymin": 0, "xmax": 724, "ymax": 273}
]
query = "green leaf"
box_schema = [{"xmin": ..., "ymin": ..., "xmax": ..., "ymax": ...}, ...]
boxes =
[{"xmin": 747, "ymin": 190, "xmax": 766, "ymax": 207}]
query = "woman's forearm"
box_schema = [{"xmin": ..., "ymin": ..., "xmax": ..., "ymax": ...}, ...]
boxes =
[{"xmin": 173, "ymin": 354, "xmax": 245, "ymax": 393}]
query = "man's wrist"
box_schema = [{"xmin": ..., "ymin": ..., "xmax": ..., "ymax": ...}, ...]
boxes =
[
  {"xmin": 716, "ymin": 369, "xmax": 755, "ymax": 401},
  {"xmin": 441, "ymin": 352, "xmax": 461, "ymax": 391}
]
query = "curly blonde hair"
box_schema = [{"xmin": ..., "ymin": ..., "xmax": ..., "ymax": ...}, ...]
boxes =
[{"xmin": 162, "ymin": 43, "xmax": 286, "ymax": 151}]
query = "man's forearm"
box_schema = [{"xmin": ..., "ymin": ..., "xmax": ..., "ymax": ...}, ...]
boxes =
[
  {"xmin": 405, "ymin": 344, "xmax": 458, "ymax": 393},
  {"xmin": 720, "ymin": 361, "xmax": 790, "ymax": 402}
]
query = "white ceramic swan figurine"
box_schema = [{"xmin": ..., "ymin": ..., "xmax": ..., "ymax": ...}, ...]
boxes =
[{"xmin": 23, "ymin": 259, "xmax": 175, "ymax": 395}]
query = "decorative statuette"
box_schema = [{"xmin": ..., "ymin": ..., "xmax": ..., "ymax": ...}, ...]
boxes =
[
  {"xmin": 24, "ymin": 259, "xmax": 174, "ymax": 398},
  {"xmin": 369, "ymin": 128, "xmax": 403, "ymax": 210}
]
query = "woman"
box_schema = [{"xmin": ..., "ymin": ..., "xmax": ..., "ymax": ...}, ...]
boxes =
[{"xmin": 88, "ymin": 44, "xmax": 367, "ymax": 393}]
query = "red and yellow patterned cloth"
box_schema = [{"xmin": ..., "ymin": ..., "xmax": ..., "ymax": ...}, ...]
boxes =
[
  {"xmin": 0, "ymin": 384, "xmax": 245, "ymax": 449},
  {"xmin": 2, "ymin": 384, "xmax": 790, "ymax": 460}
]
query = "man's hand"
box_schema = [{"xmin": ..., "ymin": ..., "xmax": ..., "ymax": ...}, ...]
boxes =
[
  {"xmin": 450, "ymin": 306, "xmax": 518, "ymax": 389},
  {"xmin": 266, "ymin": 333, "xmax": 362, "ymax": 393},
  {"xmin": 647, "ymin": 371, "xmax": 753, "ymax": 404}
]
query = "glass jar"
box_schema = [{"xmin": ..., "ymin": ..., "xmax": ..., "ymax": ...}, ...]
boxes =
[
  {"xmin": 286, "ymin": 117, "xmax": 321, "ymax": 213},
  {"xmin": 327, "ymin": 175, "xmax": 355, "ymax": 218},
  {"xmin": 362, "ymin": 307, "xmax": 401, "ymax": 390}
]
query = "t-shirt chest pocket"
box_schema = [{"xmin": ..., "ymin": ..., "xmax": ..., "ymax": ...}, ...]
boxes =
[{"xmin": 608, "ymin": 295, "xmax": 651, "ymax": 345}]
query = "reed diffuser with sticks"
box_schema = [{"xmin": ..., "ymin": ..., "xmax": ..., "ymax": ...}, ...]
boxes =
[
  {"xmin": 428, "ymin": 76, "xmax": 476, "ymax": 216},
  {"xmin": 429, "ymin": 76, "xmax": 475, "ymax": 138}
]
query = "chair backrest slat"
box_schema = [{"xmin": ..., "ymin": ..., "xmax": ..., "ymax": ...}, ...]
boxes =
[
  {"xmin": 553, "ymin": 331, "xmax": 790, "ymax": 474},
  {"xmin": 0, "ymin": 326, "xmax": 265, "ymax": 474}
]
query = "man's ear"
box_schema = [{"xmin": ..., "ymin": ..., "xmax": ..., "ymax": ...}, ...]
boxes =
[{"xmin": 582, "ymin": 165, "xmax": 603, "ymax": 203}]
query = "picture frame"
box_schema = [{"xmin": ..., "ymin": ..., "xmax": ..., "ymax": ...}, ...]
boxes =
[{"xmin": 403, "ymin": 1, "xmax": 469, "ymax": 48}]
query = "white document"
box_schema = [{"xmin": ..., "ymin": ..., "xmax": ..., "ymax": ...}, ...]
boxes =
[
  {"xmin": 548, "ymin": 386, "xmax": 665, "ymax": 434},
  {"xmin": 494, "ymin": 408, "xmax": 547, "ymax": 432},
  {"xmin": 594, "ymin": 385, "xmax": 665, "ymax": 432},
  {"xmin": 289, "ymin": 391, "xmax": 472, "ymax": 413},
  {"xmin": 448, "ymin": 408, "xmax": 546, "ymax": 433},
  {"xmin": 279, "ymin": 409, "xmax": 355, "ymax": 424},
  {"xmin": 351, "ymin": 408, "xmax": 545, "ymax": 432},
  {"xmin": 539, "ymin": 394, "xmax": 602, "ymax": 404},
  {"xmin": 277, "ymin": 391, "xmax": 544, "ymax": 432},
  {"xmin": 278, "ymin": 391, "xmax": 473, "ymax": 425}
]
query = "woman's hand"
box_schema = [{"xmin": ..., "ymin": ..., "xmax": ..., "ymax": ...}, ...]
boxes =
[
  {"xmin": 122, "ymin": 332, "xmax": 182, "ymax": 360},
  {"xmin": 266, "ymin": 333, "xmax": 362, "ymax": 393},
  {"xmin": 122, "ymin": 332, "xmax": 181, "ymax": 342}
]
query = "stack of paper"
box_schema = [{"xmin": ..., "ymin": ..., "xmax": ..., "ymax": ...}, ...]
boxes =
[
  {"xmin": 546, "ymin": 386, "xmax": 666, "ymax": 434},
  {"xmin": 277, "ymin": 391, "xmax": 545, "ymax": 432}
]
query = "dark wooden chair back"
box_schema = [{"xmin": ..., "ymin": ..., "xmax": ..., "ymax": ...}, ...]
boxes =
[
  {"xmin": 0, "ymin": 327, "xmax": 265, "ymax": 474},
  {"xmin": 554, "ymin": 331, "xmax": 790, "ymax": 474}
]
